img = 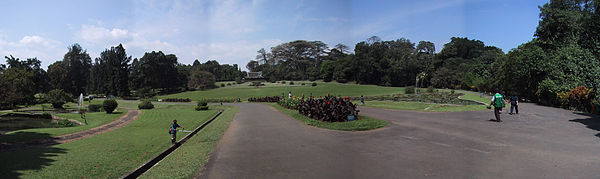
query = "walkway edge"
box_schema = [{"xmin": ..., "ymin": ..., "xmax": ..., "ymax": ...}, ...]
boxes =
[{"xmin": 122, "ymin": 110, "xmax": 224, "ymax": 179}]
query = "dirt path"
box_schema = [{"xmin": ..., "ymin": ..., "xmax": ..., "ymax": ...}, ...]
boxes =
[{"xmin": 0, "ymin": 109, "xmax": 141, "ymax": 152}]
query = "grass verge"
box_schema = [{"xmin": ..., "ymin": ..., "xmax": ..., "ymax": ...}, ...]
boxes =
[
  {"xmin": 139, "ymin": 105, "xmax": 239, "ymax": 178},
  {"xmin": 0, "ymin": 104, "xmax": 218, "ymax": 178},
  {"xmin": 363, "ymin": 101, "xmax": 487, "ymax": 112},
  {"xmin": 0, "ymin": 108, "xmax": 126, "ymax": 143},
  {"xmin": 269, "ymin": 103, "xmax": 388, "ymax": 131}
]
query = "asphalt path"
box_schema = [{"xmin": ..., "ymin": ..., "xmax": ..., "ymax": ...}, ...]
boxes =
[{"xmin": 198, "ymin": 102, "xmax": 600, "ymax": 178}]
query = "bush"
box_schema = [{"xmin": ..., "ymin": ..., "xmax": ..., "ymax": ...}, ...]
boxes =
[
  {"xmin": 296, "ymin": 96, "xmax": 359, "ymax": 122},
  {"xmin": 41, "ymin": 112, "xmax": 52, "ymax": 119},
  {"xmin": 221, "ymin": 83, "xmax": 225, "ymax": 87},
  {"xmin": 568, "ymin": 86, "xmax": 594, "ymax": 112},
  {"xmin": 427, "ymin": 86, "xmax": 435, "ymax": 93},
  {"xmin": 197, "ymin": 101, "xmax": 208, "ymax": 106},
  {"xmin": 450, "ymin": 89, "xmax": 455, "ymax": 94},
  {"xmin": 45, "ymin": 89, "xmax": 73, "ymax": 109},
  {"xmin": 289, "ymin": 81, "xmax": 294, "ymax": 85},
  {"xmin": 54, "ymin": 119, "xmax": 77, "ymax": 128},
  {"xmin": 249, "ymin": 96, "xmax": 281, "ymax": 102},
  {"xmin": 195, "ymin": 106, "xmax": 209, "ymax": 111},
  {"xmin": 103, "ymin": 99, "xmax": 118, "ymax": 114},
  {"xmin": 277, "ymin": 98, "xmax": 302, "ymax": 109},
  {"xmin": 162, "ymin": 98, "xmax": 192, "ymax": 102},
  {"xmin": 227, "ymin": 83, "xmax": 232, "ymax": 86},
  {"xmin": 312, "ymin": 82, "xmax": 317, "ymax": 86},
  {"xmin": 138, "ymin": 100, "xmax": 155, "ymax": 109},
  {"xmin": 302, "ymin": 83, "xmax": 306, "ymax": 85},
  {"xmin": 405, "ymin": 86, "xmax": 415, "ymax": 94},
  {"xmin": 88, "ymin": 104, "xmax": 102, "ymax": 112}
]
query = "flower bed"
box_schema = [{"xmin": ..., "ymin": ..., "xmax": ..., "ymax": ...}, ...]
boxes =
[
  {"xmin": 297, "ymin": 96, "xmax": 359, "ymax": 122},
  {"xmin": 162, "ymin": 98, "xmax": 192, "ymax": 102},
  {"xmin": 351, "ymin": 92, "xmax": 480, "ymax": 105},
  {"xmin": 277, "ymin": 98, "xmax": 302, "ymax": 109},
  {"xmin": 248, "ymin": 96, "xmax": 281, "ymax": 102}
]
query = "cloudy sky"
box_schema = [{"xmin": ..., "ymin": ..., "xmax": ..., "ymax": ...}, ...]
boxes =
[{"xmin": 0, "ymin": 0, "xmax": 547, "ymax": 70}]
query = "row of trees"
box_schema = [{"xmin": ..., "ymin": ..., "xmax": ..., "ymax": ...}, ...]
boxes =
[
  {"xmin": 0, "ymin": 44, "xmax": 244, "ymax": 109},
  {"xmin": 246, "ymin": 0, "xmax": 600, "ymax": 110}
]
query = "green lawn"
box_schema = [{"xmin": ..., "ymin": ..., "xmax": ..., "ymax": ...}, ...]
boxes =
[
  {"xmin": 161, "ymin": 81, "xmax": 404, "ymax": 101},
  {"xmin": 0, "ymin": 108, "xmax": 126, "ymax": 143},
  {"xmin": 363, "ymin": 100, "xmax": 488, "ymax": 112},
  {"xmin": 269, "ymin": 103, "xmax": 388, "ymax": 131},
  {"xmin": 0, "ymin": 104, "xmax": 218, "ymax": 178},
  {"xmin": 140, "ymin": 105, "xmax": 239, "ymax": 178}
]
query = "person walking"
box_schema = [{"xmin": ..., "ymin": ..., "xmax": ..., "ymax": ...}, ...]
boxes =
[
  {"xmin": 360, "ymin": 95, "xmax": 365, "ymax": 105},
  {"xmin": 169, "ymin": 120, "xmax": 184, "ymax": 144},
  {"xmin": 510, "ymin": 95, "xmax": 519, "ymax": 114},
  {"xmin": 489, "ymin": 89, "xmax": 506, "ymax": 122},
  {"xmin": 288, "ymin": 91, "xmax": 292, "ymax": 99}
]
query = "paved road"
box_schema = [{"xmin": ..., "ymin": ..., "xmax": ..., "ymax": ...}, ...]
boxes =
[{"xmin": 198, "ymin": 103, "xmax": 600, "ymax": 178}]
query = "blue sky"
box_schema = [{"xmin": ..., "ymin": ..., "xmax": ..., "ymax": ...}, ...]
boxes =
[{"xmin": 0, "ymin": 0, "xmax": 547, "ymax": 70}]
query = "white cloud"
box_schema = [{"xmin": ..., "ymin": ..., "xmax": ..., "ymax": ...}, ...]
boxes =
[
  {"xmin": 0, "ymin": 32, "xmax": 64, "ymax": 69},
  {"xmin": 77, "ymin": 25, "xmax": 137, "ymax": 44}
]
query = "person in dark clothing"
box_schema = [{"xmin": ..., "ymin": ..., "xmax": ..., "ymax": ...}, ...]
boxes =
[
  {"xmin": 510, "ymin": 95, "xmax": 519, "ymax": 114},
  {"xmin": 360, "ymin": 95, "xmax": 365, "ymax": 105},
  {"xmin": 169, "ymin": 120, "xmax": 184, "ymax": 144}
]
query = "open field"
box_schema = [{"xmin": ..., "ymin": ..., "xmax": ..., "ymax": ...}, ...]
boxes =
[
  {"xmin": 161, "ymin": 81, "xmax": 404, "ymax": 101},
  {"xmin": 0, "ymin": 104, "xmax": 218, "ymax": 178}
]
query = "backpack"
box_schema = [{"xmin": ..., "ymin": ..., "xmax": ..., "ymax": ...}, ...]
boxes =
[
  {"xmin": 169, "ymin": 124, "xmax": 175, "ymax": 134},
  {"xmin": 493, "ymin": 93, "xmax": 505, "ymax": 108}
]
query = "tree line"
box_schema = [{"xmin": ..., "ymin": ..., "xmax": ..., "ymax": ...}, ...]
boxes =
[
  {"xmin": 246, "ymin": 0, "xmax": 600, "ymax": 110},
  {"xmin": 0, "ymin": 44, "xmax": 244, "ymax": 109}
]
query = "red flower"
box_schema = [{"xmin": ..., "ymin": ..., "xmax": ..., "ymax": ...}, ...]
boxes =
[
  {"xmin": 339, "ymin": 102, "xmax": 341, "ymax": 105},
  {"xmin": 327, "ymin": 101, "xmax": 331, "ymax": 105}
]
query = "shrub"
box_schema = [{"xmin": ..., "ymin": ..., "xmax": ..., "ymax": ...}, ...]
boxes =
[
  {"xmin": 163, "ymin": 98, "xmax": 192, "ymax": 102},
  {"xmin": 221, "ymin": 83, "xmax": 225, "ymax": 87},
  {"xmin": 277, "ymin": 98, "xmax": 302, "ymax": 109},
  {"xmin": 88, "ymin": 104, "xmax": 102, "ymax": 112},
  {"xmin": 103, "ymin": 99, "xmax": 118, "ymax": 114},
  {"xmin": 450, "ymin": 89, "xmax": 455, "ymax": 94},
  {"xmin": 249, "ymin": 96, "xmax": 281, "ymax": 102},
  {"xmin": 45, "ymin": 89, "xmax": 73, "ymax": 109},
  {"xmin": 296, "ymin": 96, "xmax": 359, "ymax": 122},
  {"xmin": 54, "ymin": 119, "xmax": 77, "ymax": 128},
  {"xmin": 568, "ymin": 86, "xmax": 594, "ymax": 112},
  {"xmin": 41, "ymin": 112, "xmax": 52, "ymax": 119},
  {"xmin": 227, "ymin": 83, "xmax": 232, "ymax": 86},
  {"xmin": 138, "ymin": 100, "xmax": 155, "ymax": 109},
  {"xmin": 197, "ymin": 101, "xmax": 208, "ymax": 106},
  {"xmin": 281, "ymin": 81, "xmax": 286, "ymax": 84},
  {"xmin": 556, "ymin": 92, "xmax": 570, "ymax": 109},
  {"xmin": 195, "ymin": 106, "xmax": 209, "ymax": 111},
  {"xmin": 302, "ymin": 83, "xmax": 306, "ymax": 85},
  {"xmin": 289, "ymin": 81, "xmax": 294, "ymax": 85},
  {"xmin": 427, "ymin": 86, "xmax": 435, "ymax": 93},
  {"xmin": 312, "ymin": 82, "xmax": 317, "ymax": 86},
  {"xmin": 405, "ymin": 86, "xmax": 415, "ymax": 94}
]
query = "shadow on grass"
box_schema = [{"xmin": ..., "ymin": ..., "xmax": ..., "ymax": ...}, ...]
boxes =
[
  {"xmin": 0, "ymin": 132, "xmax": 67, "ymax": 179},
  {"xmin": 0, "ymin": 131, "xmax": 53, "ymax": 143},
  {"xmin": 569, "ymin": 112, "xmax": 600, "ymax": 139}
]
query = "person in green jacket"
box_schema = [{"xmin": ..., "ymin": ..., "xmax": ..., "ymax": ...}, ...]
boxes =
[{"xmin": 489, "ymin": 89, "xmax": 506, "ymax": 122}]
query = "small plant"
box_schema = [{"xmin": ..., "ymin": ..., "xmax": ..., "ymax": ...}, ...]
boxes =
[
  {"xmin": 54, "ymin": 119, "xmax": 77, "ymax": 128},
  {"xmin": 88, "ymin": 104, "xmax": 102, "ymax": 112},
  {"xmin": 312, "ymin": 82, "xmax": 317, "ymax": 86},
  {"xmin": 302, "ymin": 83, "xmax": 306, "ymax": 85},
  {"xmin": 289, "ymin": 81, "xmax": 294, "ymax": 85},
  {"xmin": 138, "ymin": 100, "xmax": 155, "ymax": 109},
  {"xmin": 227, "ymin": 83, "xmax": 232, "ymax": 86},
  {"xmin": 163, "ymin": 98, "xmax": 192, "ymax": 102},
  {"xmin": 103, "ymin": 99, "xmax": 118, "ymax": 114},
  {"xmin": 405, "ymin": 86, "xmax": 415, "ymax": 94},
  {"xmin": 427, "ymin": 86, "xmax": 434, "ymax": 93},
  {"xmin": 195, "ymin": 100, "xmax": 209, "ymax": 110},
  {"xmin": 221, "ymin": 83, "xmax": 225, "ymax": 87},
  {"xmin": 281, "ymin": 81, "xmax": 286, "ymax": 84},
  {"xmin": 450, "ymin": 89, "xmax": 455, "ymax": 94}
]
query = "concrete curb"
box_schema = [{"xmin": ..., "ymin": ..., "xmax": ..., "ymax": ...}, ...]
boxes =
[{"xmin": 122, "ymin": 110, "xmax": 224, "ymax": 179}]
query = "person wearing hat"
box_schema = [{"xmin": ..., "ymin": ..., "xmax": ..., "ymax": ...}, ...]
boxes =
[{"xmin": 169, "ymin": 120, "xmax": 184, "ymax": 144}]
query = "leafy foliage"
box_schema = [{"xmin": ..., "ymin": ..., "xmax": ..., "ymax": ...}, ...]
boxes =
[
  {"xmin": 277, "ymin": 98, "xmax": 302, "ymax": 109},
  {"xmin": 296, "ymin": 96, "xmax": 359, "ymax": 122},
  {"xmin": 405, "ymin": 86, "xmax": 415, "ymax": 94},
  {"xmin": 88, "ymin": 104, "xmax": 102, "ymax": 112},
  {"xmin": 102, "ymin": 99, "xmax": 118, "ymax": 114},
  {"xmin": 44, "ymin": 89, "xmax": 73, "ymax": 109},
  {"xmin": 163, "ymin": 98, "xmax": 192, "ymax": 102},
  {"xmin": 248, "ymin": 96, "xmax": 281, "ymax": 102},
  {"xmin": 568, "ymin": 86, "xmax": 595, "ymax": 112},
  {"xmin": 138, "ymin": 100, "xmax": 155, "ymax": 109}
]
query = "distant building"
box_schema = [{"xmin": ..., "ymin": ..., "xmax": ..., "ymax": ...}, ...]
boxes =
[{"xmin": 247, "ymin": 71, "xmax": 263, "ymax": 79}]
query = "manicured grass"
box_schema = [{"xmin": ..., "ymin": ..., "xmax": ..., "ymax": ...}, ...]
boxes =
[
  {"xmin": 140, "ymin": 105, "xmax": 239, "ymax": 179},
  {"xmin": 363, "ymin": 100, "xmax": 488, "ymax": 112},
  {"xmin": 0, "ymin": 108, "xmax": 126, "ymax": 143},
  {"xmin": 269, "ymin": 103, "xmax": 388, "ymax": 131},
  {"xmin": 456, "ymin": 90, "xmax": 490, "ymax": 104},
  {"xmin": 0, "ymin": 105, "xmax": 218, "ymax": 178},
  {"xmin": 161, "ymin": 81, "xmax": 404, "ymax": 102}
]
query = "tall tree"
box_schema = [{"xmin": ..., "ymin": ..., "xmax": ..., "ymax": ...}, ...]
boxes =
[{"xmin": 90, "ymin": 44, "xmax": 131, "ymax": 96}]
